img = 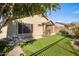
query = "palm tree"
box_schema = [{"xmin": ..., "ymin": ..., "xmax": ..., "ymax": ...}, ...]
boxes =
[{"xmin": 0, "ymin": 3, "xmax": 60, "ymax": 30}]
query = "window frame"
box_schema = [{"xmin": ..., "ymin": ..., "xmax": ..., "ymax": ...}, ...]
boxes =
[{"xmin": 17, "ymin": 22, "xmax": 33, "ymax": 34}]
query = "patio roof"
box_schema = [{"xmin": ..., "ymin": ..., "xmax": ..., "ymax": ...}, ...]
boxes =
[{"xmin": 43, "ymin": 15, "xmax": 54, "ymax": 25}]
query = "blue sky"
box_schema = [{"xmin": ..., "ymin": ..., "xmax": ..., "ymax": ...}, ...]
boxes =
[{"xmin": 47, "ymin": 3, "xmax": 79, "ymax": 23}]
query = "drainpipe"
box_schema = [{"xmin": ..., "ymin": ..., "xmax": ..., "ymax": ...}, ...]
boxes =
[{"xmin": 16, "ymin": 20, "xmax": 18, "ymax": 36}]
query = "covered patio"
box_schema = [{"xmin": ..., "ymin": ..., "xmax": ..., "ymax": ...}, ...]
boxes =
[{"xmin": 41, "ymin": 20, "xmax": 55, "ymax": 36}]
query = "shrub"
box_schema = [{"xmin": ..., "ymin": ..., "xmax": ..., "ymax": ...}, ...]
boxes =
[{"xmin": 59, "ymin": 29, "xmax": 69, "ymax": 35}]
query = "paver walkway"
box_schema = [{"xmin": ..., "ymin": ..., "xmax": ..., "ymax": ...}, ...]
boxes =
[{"xmin": 7, "ymin": 46, "xmax": 26, "ymax": 56}]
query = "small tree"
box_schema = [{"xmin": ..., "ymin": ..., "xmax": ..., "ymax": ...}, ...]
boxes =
[
  {"xmin": 68, "ymin": 23, "xmax": 79, "ymax": 39},
  {"xmin": 72, "ymin": 27, "xmax": 79, "ymax": 39}
]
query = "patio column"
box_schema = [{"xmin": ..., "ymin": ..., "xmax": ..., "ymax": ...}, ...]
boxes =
[
  {"xmin": 42, "ymin": 23, "xmax": 46, "ymax": 36},
  {"xmin": 53, "ymin": 26, "xmax": 54, "ymax": 33}
]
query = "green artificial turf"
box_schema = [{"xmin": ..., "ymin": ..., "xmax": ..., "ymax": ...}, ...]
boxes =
[{"xmin": 22, "ymin": 35, "xmax": 79, "ymax": 56}]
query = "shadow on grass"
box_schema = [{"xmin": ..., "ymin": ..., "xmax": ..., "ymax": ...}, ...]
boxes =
[
  {"xmin": 57, "ymin": 44, "xmax": 79, "ymax": 56},
  {"xmin": 30, "ymin": 37, "xmax": 66, "ymax": 56},
  {"xmin": 21, "ymin": 39, "xmax": 37, "ymax": 47}
]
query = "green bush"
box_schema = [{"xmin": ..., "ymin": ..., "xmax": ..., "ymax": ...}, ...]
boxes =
[
  {"xmin": 59, "ymin": 29, "xmax": 68, "ymax": 35},
  {"xmin": 0, "ymin": 39, "xmax": 12, "ymax": 55}
]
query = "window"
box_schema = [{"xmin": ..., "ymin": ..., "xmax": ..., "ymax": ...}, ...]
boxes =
[{"xmin": 18, "ymin": 22, "xmax": 33, "ymax": 34}]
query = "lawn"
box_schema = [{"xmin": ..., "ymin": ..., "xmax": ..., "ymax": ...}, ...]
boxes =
[{"xmin": 21, "ymin": 35, "xmax": 79, "ymax": 56}]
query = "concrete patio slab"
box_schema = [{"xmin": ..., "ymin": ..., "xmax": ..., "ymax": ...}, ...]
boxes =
[{"xmin": 7, "ymin": 46, "xmax": 26, "ymax": 56}]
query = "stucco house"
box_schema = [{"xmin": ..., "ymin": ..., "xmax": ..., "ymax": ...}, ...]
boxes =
[
  {"xmin": 53, "ymin": 22, "xmax": 65, "ymax": 33},
  {"xmin": 0, "ymin": 15, "xmax": 55, "ymax": 40}
]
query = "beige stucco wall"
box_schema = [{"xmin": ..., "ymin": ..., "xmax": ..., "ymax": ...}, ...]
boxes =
[
  {"xmin": 7, "ymin": 15, "xmax": 48, "ymax": 39},
  {"xmin": 0, "ymin": 26, "xmax": 7, "ymax": 39}
]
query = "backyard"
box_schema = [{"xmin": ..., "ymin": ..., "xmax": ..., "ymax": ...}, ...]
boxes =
[{"xmin": 21, "ymin": 35, "xmax": 79, "ymax": 56}]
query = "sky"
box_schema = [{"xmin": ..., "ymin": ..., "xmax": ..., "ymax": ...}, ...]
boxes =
[{"xmin": 47, "ymin": 3, "xmax": 79, "ymax": 23}]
